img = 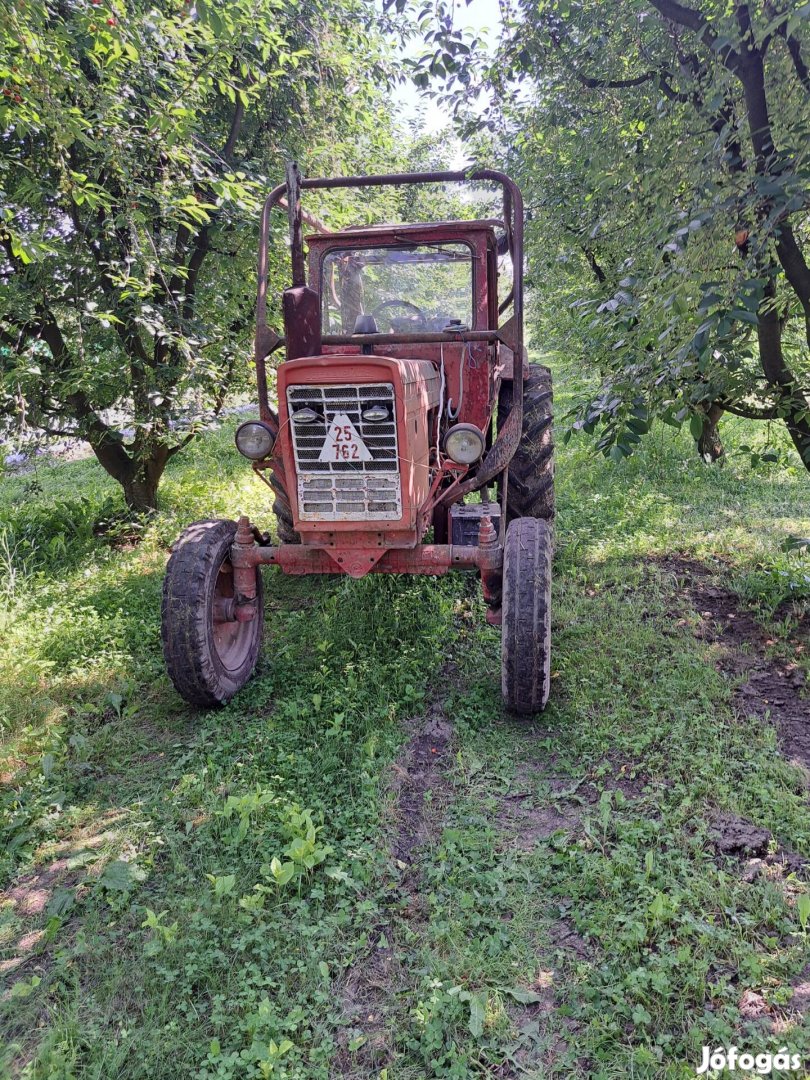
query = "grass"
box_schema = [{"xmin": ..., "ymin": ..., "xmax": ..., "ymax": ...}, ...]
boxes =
[{"xmin": 0, "ymin": 360, "xmax": 809, "ymax": 1078}]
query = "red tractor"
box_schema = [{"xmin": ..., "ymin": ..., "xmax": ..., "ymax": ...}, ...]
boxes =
[{"xmin": 161, "ymin": 167, "xmax": 554, "ymax": 713}]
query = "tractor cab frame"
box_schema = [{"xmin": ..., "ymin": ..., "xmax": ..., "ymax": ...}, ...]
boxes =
[{"xmin": 161, "ymin": 166, "xmax": 555, "ymax": 714}]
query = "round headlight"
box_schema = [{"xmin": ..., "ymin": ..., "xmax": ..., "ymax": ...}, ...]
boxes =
[
  {"xmin": 235, "ymin": 420, "xmax": 275, "ymax": 461},
  {"xmin": 444, "ymin": 423, "xmax": 485, "ymax": 465},
  {"xmin": 361, "ymin": 404, "xmax": 390, "ymax": 423}
]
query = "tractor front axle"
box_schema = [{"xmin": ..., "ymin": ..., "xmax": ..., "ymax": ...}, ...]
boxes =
[{"xmin": 229, "ymin": 515, "xmax": 504, "ymax": 623}]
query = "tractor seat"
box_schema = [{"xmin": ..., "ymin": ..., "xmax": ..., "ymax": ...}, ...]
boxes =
[{"xmin": 353, "ymin": 314, "xmax": 379, "ymax": 334}]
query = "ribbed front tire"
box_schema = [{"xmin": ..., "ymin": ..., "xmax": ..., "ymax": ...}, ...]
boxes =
[
  {"xmin": 501, "ymin": 517, "xmax": 552, "ymax": 715},
  {"xmin": 162, "ymin": 519, "xmax": 264, "ymax": 706}
]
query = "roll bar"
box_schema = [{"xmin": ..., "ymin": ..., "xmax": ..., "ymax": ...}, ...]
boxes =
[{"xmin": 254, "ymin": 166, "xmax": 525, "ymax": 499}]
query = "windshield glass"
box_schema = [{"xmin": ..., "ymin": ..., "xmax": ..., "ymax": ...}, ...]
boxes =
[{"xmin": 321, "ymin": 242, "xmax": 474, "ymax": 334}]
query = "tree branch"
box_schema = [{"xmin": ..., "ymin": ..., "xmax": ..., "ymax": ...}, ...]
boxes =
[
  {"xmin": 40, "ymin": 425, "xmax": 80, "ymax": 437},
  {"xmin": 578, "ymin": 69, "xmax": 658, "ymax": 89},
  {"xmin": 782, "ymin": 30, "xmax": 810, "ymax": 93},
  {"xmin": 27, "ymin": 312, "xmax": 134, "ymax": 477},
  {"xmin": 546, "ymin": 24, "xmax": 660, "ymax": 88},
  {"xmin": 648, "ymin": 0, "xmax": 742, "ymax": 69},
  {"xmin": 159, "ymin": 95, "xmax": 245, "ymax": 352},
  {"xmin": 657, "ymin": 73, "xmax": 691, "ymax": 102},
  {"xmin": 735, "ymin": 3, "xmax": 753, "ymax": 44},
  {"xmin": 67, "ymin": 195, "xmax": 155, "ymax": 375},
  {"xmin": 762, "ymin": 1, "xmax": 810, "ymax": 90},
  {"xmin": 0, "ymin": 323, "xmax": 38, "ymax": 352},
  {"xmin": 222, "ymin": 98, "xmax": 245, "ymax": 161},
  {"xmin": 166, "ymin": 431, "xmax": 196, "ymax": 458},
  {"xmin": 775, "ymin": 224, "xmax": 810, "ymax": 307},
  {"xmin": 182, "ymin": 227, "xmax": 211, "ymax": 321},
  {"xmin": 584, "ymin": 247, "xmax": 607, "ymax": 283},
  {"xmin": 717, "ymin": 398, "xmax": 780, "ymax": 419}
]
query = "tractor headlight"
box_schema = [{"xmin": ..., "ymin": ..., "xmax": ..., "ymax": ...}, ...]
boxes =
[
  {"xmin": 235, "ymin": 420, "xmax": 275, "ymax": 461},
  {"xmin": 291, "ymin": 406, "xmax": 320, "ymax": 424},
  {"xmin": 444, "ymin": 424, "xmax": 485, "ymax": 465},
  {"xmin": 361, "ymin": 404, "xmax": 390, "ymax": 423}
]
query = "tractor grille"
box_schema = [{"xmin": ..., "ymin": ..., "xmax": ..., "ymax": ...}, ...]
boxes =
[{"xmin": 287, "ymin": 383, "xmax": 401, "ymax": 521}]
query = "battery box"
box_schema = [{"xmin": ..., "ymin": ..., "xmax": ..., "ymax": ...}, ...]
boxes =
[{"xmin": 449, "ymin": 502, "xmax": 502, "ymax": 547}]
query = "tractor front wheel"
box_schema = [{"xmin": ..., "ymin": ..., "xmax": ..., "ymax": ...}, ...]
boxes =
[
  {"xmin": 501, "ymin": 517, "xmax": 552, "ymax": 715},
  {"xmin": 162, "ymin": 519, "xmax": 264, "ymax": 706}
]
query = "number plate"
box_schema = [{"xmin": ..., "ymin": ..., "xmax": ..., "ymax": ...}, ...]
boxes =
[{"xmin": 318, "ymin": 413, "xmax": 373, "ymax": 464}]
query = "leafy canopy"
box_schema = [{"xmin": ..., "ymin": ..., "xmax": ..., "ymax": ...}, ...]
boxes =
[
  {"xmin": 410, "ymin": 0, "xmax": 810, "ymax": 468},
  {"xmin": 0, "ymin": 0, "xmax": 390, "ymax": 505}
]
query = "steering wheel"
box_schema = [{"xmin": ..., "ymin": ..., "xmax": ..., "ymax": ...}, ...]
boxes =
[{"xmin": 371, "ymin": 298, "xmax": 427, "ymax": 332}]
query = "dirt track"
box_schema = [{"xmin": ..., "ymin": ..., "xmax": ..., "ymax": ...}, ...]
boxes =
[{"xmin": 660, "ymin": 556, "xmax": 808, "ymax": 768}]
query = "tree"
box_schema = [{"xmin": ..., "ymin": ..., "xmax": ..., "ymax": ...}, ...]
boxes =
[
  {"xmin": 0, "ymin": 0, "xmax": 388, "ymax": 509},
  {"xmin": 416, "ymin": 0, "xmax": 810, "ymax": 468}
]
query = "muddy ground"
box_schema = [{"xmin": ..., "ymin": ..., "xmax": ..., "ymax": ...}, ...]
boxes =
[{"xmin": 660, "ymin": 556, "xmax": 808, "ymax": 768}]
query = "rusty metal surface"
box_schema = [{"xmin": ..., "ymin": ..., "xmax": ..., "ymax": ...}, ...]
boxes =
[
  {"xmin": 286, "ymin": 162, "xmax": 306, "ymax": 288},
  {"xmin": 308, "ymin": 218, "xmax": 503, "ymax": 239},
  {"xmin": 277, "ymin": 354, "xmax": 440, "ymax": 538},
  {"xmin": 308, "ymin": 341, "xmax": 492, "ymax": 434},
  {"xmin": 321, "ymin": 331, "xmax": 499, "ymax": 346},
  {"xmin": 231, "ymin": 537, "xmax": 499, "ymax": 580},
  {"xmin": 231, "ymin": 515, "xmax": 259, "ymax": 603},
  {"xmin": 282, "ymin": 287, "xmax": 321, "ymax": 360},
  {"xmin": 476, "ymin": 514, "xmax": 503, "ymax": 624}
]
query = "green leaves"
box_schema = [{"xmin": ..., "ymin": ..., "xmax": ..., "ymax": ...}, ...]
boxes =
[
  {"xmin": 465, "ymin": 991, "xmax": 487, "ymax": 1038},
  {"xmin": 0, "ymin": 0, "xmax": 391, "ymax": 503},
  {"xmin": 503, "ymin": 986, "xmax": 543, "ymax": 1005},
  {"xmin": 99, "ymin": 858, "xmax": 146, "ymax": 892},
  {"xmin": 265, "ymin": 856, "xmax": 296, "ymax": 887},
  {"xmin": 9, "ymin": 975, "xmax": 41, "ymax": 1000},
  {"xmin": 471, "ymin": 0, "xmax": 810, "ymax": 469},
  {"xmin": 797, "ymin": 893, "xmax": 810, "ymax": 932},
  {"xmin": 207, "ymin": 873, "xmax": 237, "ymax": 899},
  {"xmin": 449, "ymin": 987, "xmax": 488, "ymax": 1037},
  {"xmin": 782, "ymin": 536, "xmax": 810, "ymax": 553}
]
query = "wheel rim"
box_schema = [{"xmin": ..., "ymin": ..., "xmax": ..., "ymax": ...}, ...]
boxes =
[{"xmin": 212, "ymin": 558, "xmax": 257, "ymax": 672}]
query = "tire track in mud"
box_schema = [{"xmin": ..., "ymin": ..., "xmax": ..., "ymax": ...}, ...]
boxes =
[
  {"xmin": 659, "ymin": 556, "xmax": 808, "ymax": 772},
  {"xmin": 332, "ymin": 689, "xmax": 454, "ymax": 1077},
  {"xmin": 493, "ymin": 555, "xmax": 809, "ymax": 1074},
  {"xmin": 493, "ymin": 751, "xmax": 585, "ymax": 1077},
  {"xmin": 658, "ymin": 557, "xmax": 810, "ymax": 1031},
  {"xmin": 658, "ymin": 556, "xmax": 809, "ymax": 869},
  {"xmin": 334, "ymin": 694, "xmax": 589, "ymax": 1077},
  {"xmin": 493, "ymin": 748, "xmax": 643, "ymax": 1078}
]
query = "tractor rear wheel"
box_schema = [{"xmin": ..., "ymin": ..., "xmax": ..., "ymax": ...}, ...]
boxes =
[
  {"xmin": 162, "ymin": 519, "xmax": 264, "ymax": 706},
  {"xmin": 501, "ymin": 517, "xmax": 552, "ymax": 715},
  {"xmin": 267, "ymin": 452, "xmax": 300, "ymax": 544},
  {"xmin": 498, "ymin": 364, "xmax": 555, "ymax": 522}
]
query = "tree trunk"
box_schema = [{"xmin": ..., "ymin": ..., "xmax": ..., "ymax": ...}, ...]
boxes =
[
  {"xmin": 90, "ymin": 437, "xmax": 171, "ymax": 512},
  {"xmin": 122, "ymin": 470, "xmax": 162, "ymax": 512},
  {"xmin": 697, "ymin": 403, "xmax": 725, "ymax": 462},
  {"xmin": 734, "ymin": 53, "xmax": 810, "ymax": 471}
]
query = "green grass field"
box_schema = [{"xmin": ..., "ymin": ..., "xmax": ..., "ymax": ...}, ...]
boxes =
[{"xmin": 1, "ymin": 362, "xmax": 809, "ymax": 1079}]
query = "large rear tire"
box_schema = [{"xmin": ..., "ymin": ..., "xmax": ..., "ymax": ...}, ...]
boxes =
[
  {"xmin": 498, "ymin": 364, "xmax": 555, "ymax": 523},
  {"xmin": 267, "ymin": 452, "xmax": 300, "ymax": 544},
  {"xmin": 162, "ymin": 519, "xmax": 264, "ymax": 706},
  {"xmin": 501, "ymin": 517, "xmax": 552, "ymax": 715}
]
